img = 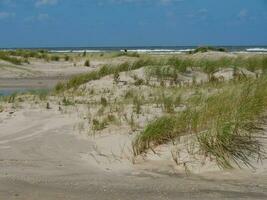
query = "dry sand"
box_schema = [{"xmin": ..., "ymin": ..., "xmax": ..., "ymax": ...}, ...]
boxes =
[
  {"xmin": 0, "ymin": 53, "xmax": 267, "ymax": 199},
  {"xmin": 0, "ymin": 60, "xmax": 95, "ymax": 90},
  {"xmin": 0, "ymin": 106, "xmax": 267, "ymax": 200}
]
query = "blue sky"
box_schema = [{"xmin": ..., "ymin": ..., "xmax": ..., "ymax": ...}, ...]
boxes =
[{"xmin": 0, "ymin": 0, "xmax": 267, "ymax": 47}]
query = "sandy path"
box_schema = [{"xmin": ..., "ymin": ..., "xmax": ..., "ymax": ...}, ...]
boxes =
[{"xmin": 0, "ymin": 108, "xmax": 267, "ymax": 199}]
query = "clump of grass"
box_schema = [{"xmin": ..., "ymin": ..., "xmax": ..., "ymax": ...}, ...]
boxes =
[
  {"xmin": 54, "ymin": 82, "xmax": 66, "ymax": 93},
  {"xmin": 133, "ymin": 76, "xmax": 267, "ymax": 168},
  {"xmin": 82, "ymin": 51, "xmax": 87, "ymax": 57},
  {"xmin": 113, "ymin": 71, "xmax": 120, "ymax": 83},
  {"xmin": 106, "ymin": 114, "xmax": 117, "ymax": 124},
  {"xmin": 8, "ymin": 93, "xmax": 17, "ymax": 103},
  {"xmin": 132, "ymin": 75, "xmax": 144, "ymax": 86},
  {"xmin": 64, "ymin": 55, "xmax": 70, "ymax": 61},
  {"xmin": 0, "ymin": 52, "xmax": 26, "ymax": 65},
  {"xmin": 133, "ymin": 116, "xmax": 178, "ymax": 155},
  {"xmin": 100, "ymin": 97, "xmax": 108, "ymax": 107},
  {"xmin": 0, "ymin": 104, "xmax": 3, "ymax": 112},
  {"xmin": 92, "ymin": 118, "xmax": 107, "ymax": 131},
  {"xmin": 161, "ymin": 94, "xmax": 181, "ymax": 113},
  {"xmin": 133, "ymin": 96, "xmax": 143, "ymax": 114},
  {"xmin": 115, "ymin": 52, "xmax": 140, "ymax": 58},
  {"xmin": 191, "ymin": 46, "xmax": 227, "ymax": 54},
  {"xmin": 29, "ymin": 89, "xmax": 49, "ymax": 101},
  {"xmin": 92, "ymin": 114, "xmax": 118, "ymax": 131},
  {"xmin": 51, "ymin": 55, "xmax": 60, "ymax": 61},
  {"xmin": 84, "ymin": 59, "xmax": 90, "ymax": 67},
  {"xmin": 145, "ymin": 65, "xmax": 176, "ymax": 81},
  {"xmin": 167, "ymin": 57, "xmax": 192, "ymax": 73},
  {"xmin": 124, "ymin": 89, "xmax": 135, "ymax": 99},
  {"xmin": 62, "ymin": 97, "xmax": 74, "ymax": 106},
  {"xmin": 8, "ymin": 49, "xmax": 49, "ymax": 59}
]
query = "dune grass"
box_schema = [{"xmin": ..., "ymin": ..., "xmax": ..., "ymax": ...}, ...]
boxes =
[
  {"xmin": 0, "ymin": 51, "xmax": 28, "ymax": 65},
  {"xmin": 145, "ymin": 55, "xmax": 267, "ymax": 80},
  {"xmin": 114, "ymin": 52, "xmax": 140, "ymax": 58},
  {"xmin": 190, "ymin": 46, "xmax": 228, "ymax": 54},
  {"xmin": 133, "ymin": 76, "xmax": 267, "ymax": 168},
  {"xmin": 53, "ymin": 55, "xmax": 267, "ymax": 93},
  {"xmin": 55, "ymin": 58, "xmax": 157, "ymax": 91},
  {"xmin": 8, "ymin": 49, "xmax": 48, "ymax": 59},
  {"xmin": 84, "ymin": 59, "xmax": 90, "ymax": 67},
  {"xmin": 0, "ymin": 50, "xmax": 68, "ymax": 63}
]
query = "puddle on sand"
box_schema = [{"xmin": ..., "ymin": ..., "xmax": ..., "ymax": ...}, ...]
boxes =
[{"xmin": 0, "ymin": 88, "xmax": 49, "ymax": 96}]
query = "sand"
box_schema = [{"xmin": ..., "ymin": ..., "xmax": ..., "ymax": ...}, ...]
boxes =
[
  {"xmin": 0, "ymin": 52, "xmax": 267, "ymax": 199},
  {"xmin": 0, "ymin": 105, "xmax": 267, "ymax": 200},
  {"xmin": 0, "ymin": 56, "xmax": 132, "ymax": 90}
]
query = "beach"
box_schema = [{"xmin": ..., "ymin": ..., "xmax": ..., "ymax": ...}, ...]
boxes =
[{"xmin": 0, "ymin": 50, "xmax": 267, "ymax": 199}]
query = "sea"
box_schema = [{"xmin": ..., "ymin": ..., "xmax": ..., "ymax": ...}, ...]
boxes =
[{"xmin": 1, "ymin": 46, "xmax": 267, "ymax": 54}]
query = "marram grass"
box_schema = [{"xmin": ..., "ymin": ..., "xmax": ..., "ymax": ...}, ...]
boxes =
[{"xmin": 133, "ymin": 76, "xmax": 267, "ymax": 169}]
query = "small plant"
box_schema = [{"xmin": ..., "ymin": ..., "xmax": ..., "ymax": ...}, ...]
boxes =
[
  {"xmin": 162, "ymin": 96, "xmax": 175, "ymax": 113},
  {"xmin": 62, "ymin": 97, "xmax": 74, "ymax": 106},
  {"xmin": 8, "ymin": 93, "xmax": 17, "ymax": 103},
  {"xmin": 167, "ymin": 57, "xmax": 190, "ymax": 73},
  {"xmin": 0, "ymin": 105, "xmax": 3, "ymax": 112},
  {"xmin": 51, "ymin": 55, "xmax": 60, "ymax": 61},
  {"xmin": 83, "ymin": 51, "xmax": 87, "ymax": 57},
  {"xmin": 124, "ymin": 89, "xmax": 135, "ymax": 99},
  {"xmin": 92, "ymin": 118, "xmax": 107, "ymax": 131},
  {"xmin": 134, "ymin": 78, "xmax": 144, "ymax": 86},
  {"xmin": 84, "ymin": 59, "xmax": 90, "ymax": 67},
  {"xmin": 33, "ymin": 89, "xmax": 49, "ymax": 101},
  {"xmin": 46, "ymin": 102, "xmax": 51, "ymax": 109},
  {"xmin": 100, "ymin": 97, "xmax": 108, "ymax": 107},
  {"xmin": 64, "ymin": 55, "xmax": 70, "ymax": 61},
  {"xmin": 54, "ymin": 82, "xmax": 65, "ymax": 93},
  {"xmin": 113, "ymin": 71, "xmax": 120, "ymax": 83},
  {"xmin": 133, "ymin": 96, "xmax": 142, "ymax": 114}
]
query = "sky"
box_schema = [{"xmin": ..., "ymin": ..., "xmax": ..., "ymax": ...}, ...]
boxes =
[{"xmin": 0, "ymin": 0, "xmax": 267, "ymax": 47}]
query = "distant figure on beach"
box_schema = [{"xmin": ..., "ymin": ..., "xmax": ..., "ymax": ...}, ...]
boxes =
[{"xmin": 124, "ymin": 49, "xmax": 127, "ymax": 53}]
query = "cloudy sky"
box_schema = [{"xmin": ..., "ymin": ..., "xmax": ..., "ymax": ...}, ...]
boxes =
[{"xmin": 0, "ymin": 0, "xmax": 267, "ymax": 47}]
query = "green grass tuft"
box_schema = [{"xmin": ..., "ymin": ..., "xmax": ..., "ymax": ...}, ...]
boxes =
[{"xmin": 133, "ymin": 76, "xmax": 267, "ymax": 168}]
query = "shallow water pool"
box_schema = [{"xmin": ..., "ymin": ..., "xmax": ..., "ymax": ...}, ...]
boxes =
[{"xmin": 0, "ymin": 88, "xmax": 49, "ymax": 97}]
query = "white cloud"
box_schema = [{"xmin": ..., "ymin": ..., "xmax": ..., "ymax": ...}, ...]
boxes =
[{"xmin": 35, "ymin": 0, "xmax": 58, "ymax": 7}]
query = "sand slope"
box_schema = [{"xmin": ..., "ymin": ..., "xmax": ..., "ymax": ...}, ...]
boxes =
[{"xmin": 0, "ymin": 106, "xmax": 267, "ymax": 200}]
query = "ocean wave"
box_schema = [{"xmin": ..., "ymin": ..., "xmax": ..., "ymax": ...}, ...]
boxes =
[
  {"xmin": 121, "ymin": 49, "xmax": 195, "ymax": 53},
  {"xmin": 246, "ymin": 48, "xmax": 267, "ymax": 52},
  {"xmin": 49, "ymin": 50, "xmax": 105, "ymax": 53}
]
